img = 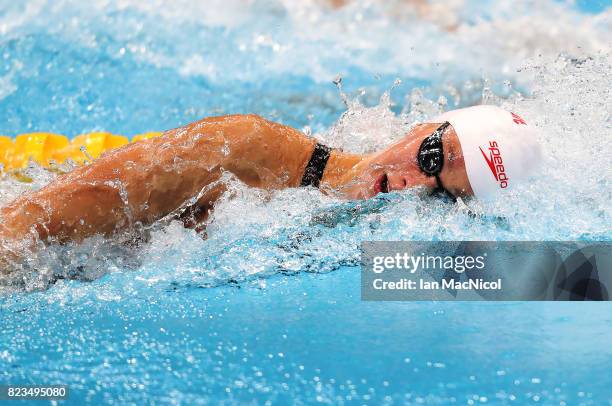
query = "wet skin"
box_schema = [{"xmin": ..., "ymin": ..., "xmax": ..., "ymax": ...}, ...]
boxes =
[{"xmin": 0, "ymin": 114, "xmax": 472, "ymax": 271}]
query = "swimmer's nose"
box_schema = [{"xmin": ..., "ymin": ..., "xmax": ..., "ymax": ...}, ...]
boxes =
[
  {"xmin": 400, "ymin": 172, "xmax": 439, "ymax": 192},
  {"xmin": 387, "ymin": 173, "xmax": 408, "ymax": 191}
]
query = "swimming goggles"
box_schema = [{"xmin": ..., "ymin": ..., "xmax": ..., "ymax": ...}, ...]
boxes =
[{"xmin": 417, "ymin": 121, "xmax": 456, "ymax": 201}]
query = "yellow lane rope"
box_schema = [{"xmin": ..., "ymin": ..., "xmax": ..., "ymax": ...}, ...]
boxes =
[{"xmin": 0, "ymin": 131, "xmax": 163, "ymax": 172}]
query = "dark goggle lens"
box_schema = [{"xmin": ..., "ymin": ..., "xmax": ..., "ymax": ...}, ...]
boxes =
[{"xmin": 417, "ymin": 135, "xmax": 444, "ymax": 175}]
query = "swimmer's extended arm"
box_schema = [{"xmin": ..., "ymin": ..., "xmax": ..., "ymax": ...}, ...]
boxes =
[{"xmin": 0, "ymin": 114, "xmax": 315, "ymax": 251}]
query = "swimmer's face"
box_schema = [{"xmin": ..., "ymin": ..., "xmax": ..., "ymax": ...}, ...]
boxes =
[{"xmin": 347, "ymin": 123, "xmax": 473, "ymax": 200}]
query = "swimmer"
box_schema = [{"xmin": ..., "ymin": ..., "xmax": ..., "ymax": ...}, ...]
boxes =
[{"xmin": 0, "ymin": 105, "xmax": 541, "ymax": 273}]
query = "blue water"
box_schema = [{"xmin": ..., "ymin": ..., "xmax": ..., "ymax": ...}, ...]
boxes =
[
  {"xmin": 3, "ymin": 268, "xmax": 612, "ymax": 404},
  {"xmin": 1, "ymin": 0, "xmax": 611, "ymax": 405}
]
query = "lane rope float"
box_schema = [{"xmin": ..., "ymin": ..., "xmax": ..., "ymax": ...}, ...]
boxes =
[{"xmin": 0, "ymin": 132, "xmax": 163, "ymax": 177}]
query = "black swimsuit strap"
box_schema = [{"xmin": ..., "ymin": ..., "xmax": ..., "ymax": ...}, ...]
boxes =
[{"xmin": 300, "ymin": 142, "xmax": 332, "ymax": 188}]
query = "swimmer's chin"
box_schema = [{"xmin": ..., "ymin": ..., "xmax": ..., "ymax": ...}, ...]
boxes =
[
  {"xmin": 340, "ymin": 184, "xmax": 379, "ymax": 200},
  {"xmin": 341, "ymin": 172, "xmax": 391, "ymax": 200}
]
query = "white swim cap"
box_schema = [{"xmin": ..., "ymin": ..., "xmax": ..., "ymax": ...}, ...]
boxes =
[{"xmin": 429, "ymin": 105, "xmax": 543, "ymax": 200}]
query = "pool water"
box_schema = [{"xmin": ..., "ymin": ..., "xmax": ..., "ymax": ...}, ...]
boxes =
[{"xmin": 1, "ymin": 0, "xmax": 611, "ymax": 404}]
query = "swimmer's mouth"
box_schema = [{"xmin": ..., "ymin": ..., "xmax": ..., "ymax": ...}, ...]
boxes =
[{"xmin": 375, "ymin": 173, "xmax": 389, "ymax": 194}]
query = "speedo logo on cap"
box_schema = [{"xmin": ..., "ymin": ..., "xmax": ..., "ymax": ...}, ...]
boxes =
[
  {"xmin": 479, "ymin": 141, "xmax": 509, "ymax": 189},
  {"xmin": 511, "ymin": 112, "xmax": 527, "ymax": 125}
]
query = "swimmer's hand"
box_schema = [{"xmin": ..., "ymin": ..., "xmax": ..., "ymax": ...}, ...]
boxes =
[
  {"xmin": 0, "ymin": 208, "xmax": 40, "ymax": 276},
  {"xmin": 0, "ymin": 236, "xmax": 26, "ymax": 277}
]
